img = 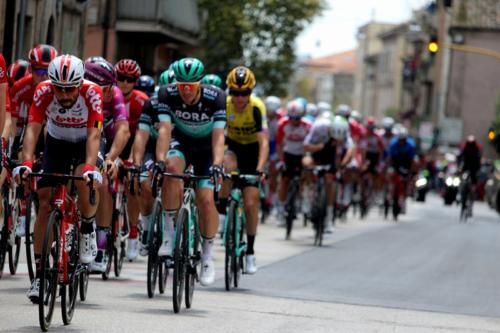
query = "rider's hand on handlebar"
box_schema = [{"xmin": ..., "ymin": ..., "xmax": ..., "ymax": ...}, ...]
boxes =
[
  {"xmin": 83, "ymin": 164, "xmax": 103, "ymax": 185},
  {"xmin": 209, "ymin": 164, "xmax": 223, "ymax": 185},
  {"xmin": 13, "ymin": 161, "xmax": 33, "ymax": 185},
  {"xmin": 104, "ymin": 159, "xmax": 118, "ymax": 179}
]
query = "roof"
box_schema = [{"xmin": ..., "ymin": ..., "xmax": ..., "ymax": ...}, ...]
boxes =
[{"xmin": 302, "ymin": 49, "xmax": 357, "ymax": 75}]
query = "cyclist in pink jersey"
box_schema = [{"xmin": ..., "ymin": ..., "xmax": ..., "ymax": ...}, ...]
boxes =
[{"xmin": 84, "ymin": 59, "xmax": 130, "ymax": 272}]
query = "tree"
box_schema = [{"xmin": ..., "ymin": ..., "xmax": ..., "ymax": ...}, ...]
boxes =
[{"xmin": 198, "ymin": 0, "xmax": 325, "ymax": 96}]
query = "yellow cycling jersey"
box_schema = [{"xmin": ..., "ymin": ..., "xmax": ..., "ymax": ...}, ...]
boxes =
[{"xmin": 226, "ymin": 95, "xmax": 268, "ymax": 145}]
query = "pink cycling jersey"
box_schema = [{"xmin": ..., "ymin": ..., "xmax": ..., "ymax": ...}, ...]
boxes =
[{"xmin": 103, "ymin": 85, "xmax": 128, "ymax": 141}]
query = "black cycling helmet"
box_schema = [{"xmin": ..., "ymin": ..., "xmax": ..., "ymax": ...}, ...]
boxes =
[{"xmin": 135, "ymin": 75, "xmax": 156, "ymax": 96}]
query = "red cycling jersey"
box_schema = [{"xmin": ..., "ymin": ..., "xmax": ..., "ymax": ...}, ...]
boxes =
[
  {"xmin": 29, "ymin": 79, "xmax": 104, "ymax": 143},
  {"xmin": 124, "ymin": 89, "xmax": 149, "ymax": 135},
  {"xmin": 10, "ymin": 75, "xmax": 36, "ymax": 135},
  {"xmin": 0, "ymin": 53, "xmax": 7, "ymax": 84}
]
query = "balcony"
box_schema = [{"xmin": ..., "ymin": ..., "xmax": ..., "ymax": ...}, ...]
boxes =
[{"xmin": 116, "ymin": 0, "xmax": 201, "ymax": 45}]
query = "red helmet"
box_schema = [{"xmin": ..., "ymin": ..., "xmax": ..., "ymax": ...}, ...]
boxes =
[
  {"xmin": 28, "ymin": 44, "xmax": 58, "ymax": 68},
  {"xmin": 366, "ymin": 116, "xmax": 376, "ymax": 130},
  {"xmin": 114, "ymin": 59, "xmax": 141, "ymax": 78},
  {"xmin": 7, "ymin": 59, "xmax": 31, "ymax": 86}
]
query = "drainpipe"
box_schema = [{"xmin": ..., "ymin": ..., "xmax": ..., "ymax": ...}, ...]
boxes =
[
  {"xmin": 15, "ymin": 0, "xmax": 28, "ymax": 59},
  {"xmin": 102, "ymin": 0, "xmax": 111, "ymax": 59}
]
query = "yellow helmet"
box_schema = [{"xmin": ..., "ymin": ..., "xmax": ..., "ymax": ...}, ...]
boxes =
[{"xmin": 226, "ymin": 66, "xmax": 256, "ymax": 91}]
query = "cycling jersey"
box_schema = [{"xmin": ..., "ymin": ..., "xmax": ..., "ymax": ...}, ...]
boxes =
[
  {"xmin": 389, "ymin": 137, "xmax": 416, "ymax": 171},
  {"xmin": 10, "ymin": 75, "xmax": 36, "ymax": 136},
  {"xmin": 103, "ymin": 85, "xmax": 128, "ymax": 141},
  {"xmin": 29, "ymin": 79, "xmax": 104, "ymax": 143},
  {"xmin": 155, "ymin": 84, "xmax": 226, "ymax": 139},
  {"xmin": 268, "ymin": 117, "xmax": 278, "ymax": 160},
  {"xmin": 125, "ymin": 89, "xmax": 149, "ymax": 135},
  {"xmin": 0, "ymin": 53, "xmax": 6, "ymax": 84},
  {"xmin": 226, "ymin": 95, "xmax": 267, "ymax": 145},
  {"xmin": 365, "ymin": 132, "xmax": 384, "ymax": 154},
  {"xmin": 276, "ymin": 117, "xmax": 311, "ymax": 156}
]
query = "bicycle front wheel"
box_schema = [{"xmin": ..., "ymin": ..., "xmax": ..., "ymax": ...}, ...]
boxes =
[
  {"xmin": 39, "ymin": 210, "xmax": 60, "ymax": 332},
  {"xmin": 25, "ymin": 193, "xmax": 39, "ymax": 281},
  {"xmin": 173, "ymin": 207, "xmax": 187, "ymax": 313},
  {"xmin": 62, "ymin": 224, "xmax": 79, "ymax": 325},
  {"xmin": 224, "ymin": 201, "xmax": 236, "ymax": 291},
  {"xmin": 147, "ymin": 201, "xmax": 161, "ymax": 298}
]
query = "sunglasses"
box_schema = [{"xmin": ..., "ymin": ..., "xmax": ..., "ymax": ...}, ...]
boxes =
[
  {"xmin": 117, "ymin": 75, "xmax": 136, "ymax": 83},
  {"xmin": 230, "ymin": 90, "xmax": 251, "ymax": 97},
  {"xmin": 176, "ymin": 82, "xmax": 200, "ymax": 92},
  {"xmin": 53, "ymin": 85, "xmax": 79, "ymax": 93},
  {"xmin": 33, "ymin": 68, "xmax": 48, "ymax": 76}
]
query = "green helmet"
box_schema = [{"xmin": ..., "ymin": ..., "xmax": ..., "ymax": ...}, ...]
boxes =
[
  {"xmin": 159, "ymin": 69, "xmax": 176, "ymax": 85},
  {"xmin": 201, "ymin": 74, "xmax": 223, "ymax": 88},
  {"xmin": 172, "ymin": 57, "xmax": 204, "ymax": 82}
]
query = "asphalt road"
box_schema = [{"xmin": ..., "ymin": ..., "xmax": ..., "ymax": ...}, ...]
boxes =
[{"xmin": 1, "ymin": 194, "xmax": 500, "ymax": 332}]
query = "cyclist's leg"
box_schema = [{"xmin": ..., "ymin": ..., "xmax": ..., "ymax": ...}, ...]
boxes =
[{"xmin": 217, "ymin": 150, "xmax": 237, "ymax": 234}]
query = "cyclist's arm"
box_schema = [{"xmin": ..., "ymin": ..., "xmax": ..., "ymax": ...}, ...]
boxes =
[
  {"xmin": 212, "ymin": 127, "xmax": 225, "ymax": 166},
  {"xmin": 132, "ymin": 127, "xmax": 149, "ymax": 166},
  {"xmin": 156, "ymin": 121, "xmax": 171, "ymax": 163},
  {"xmin": 107, "ymin": 120, "xmax": 130, "ymax": 161},
  {"xmin": 257, "ymin": 131, "xmax": 269, "ymax": 172},
  {"xmin": 0, "ymin": 54, "xmax": 7, "ymax": 134},
  {"xmin": 21, "ymin": 122, "xmax": 42, "ymax": 162},
  {"xmin": 341, "ymin": 146, "xmax": 354, "ymax": 167},
  {"xmin": 2, "ymin": 110, "xmax": 12, "ymax": 141},
  {"xmin": 85, "ymin": 127, "xmax": 101, "ymax": 167}
]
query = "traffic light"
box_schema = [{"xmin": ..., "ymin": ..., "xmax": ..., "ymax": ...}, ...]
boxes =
[{"xmin": 427, "ymin": 34, "xmax": 439, "ymax": 55}]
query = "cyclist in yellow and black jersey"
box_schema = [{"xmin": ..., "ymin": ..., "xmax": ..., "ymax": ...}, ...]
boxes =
[{"xmin": 218, "ymin": 66, "xmax": 269, "ymax": 274}]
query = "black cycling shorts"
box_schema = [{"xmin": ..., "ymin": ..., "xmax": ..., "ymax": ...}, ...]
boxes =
[{"xmin": 282, "ymin": 152, "xmax": 303, "ymax": 178}]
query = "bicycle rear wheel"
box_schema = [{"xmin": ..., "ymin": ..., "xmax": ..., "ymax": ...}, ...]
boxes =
[
  {"xmin": 79, "ymin": 270, "xmax": 89, "ymax": 301},
  {"xmin": 185, "ymin": 212, "xmax": 199, "ymax": 308},
  {"xmin": 147, "ymin": 201, "xmax": 161, "ymax": 298},
  {"xmin": 224, "ymin": 201, "xmax": 236, "ymax": 291},
  {"xmin": 173, "ymin": 207, "xmax": 187, "ymax": 313},
  {"xmin": 114, "ymin": 201, "xmax": 128, "ymax": 277},
  {"xmin": 313, "ymin": 179, "xmax": 327, "ymax": 246},
  {"xmin": 25, "ymin": 193, "xmax": 38, "ymax": 281},
  {"xmin": 285, "ymin": 179, "xmax": 299, "ymax": 240},
  {"xmin": 39, "ymin": 211, "xmax": 60, "ymax": 332}
]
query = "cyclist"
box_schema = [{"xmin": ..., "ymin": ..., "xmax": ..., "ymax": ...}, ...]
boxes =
[
  {"xmin": 458, "ymin": 135, "xmax": 482, "ymax": 185},
  {"xmin": 7, "ymin": 59, "xmax": 30, "ymax": 88},
  {"xmin": 10, "ymin": 45, "xmax": 58, "ymax": 154},
  {"xmin": 264, "ymin": 95, "xmax": 281, "ymax": 218},
  {"xmin": 135, "ymin": 75, "xmax": 156, "ymax": 97},
  {"xmin": 0, "ymin": 52, "xmax": 8, "ymax": 147},
  {"xmin": 13, "ymin": 54, "xmax": 104, "ymax": 302},
  {"xmin": 84, "ymin": 58, "xmax": 131, "ymax": 272},
  {"xmin": 158, "ymin": 68, "xmax": 176, "ymax": 86},
  {"xmin": 114, "ymin": 59, "xmax": 150, "ymax": 261},
  {"xmin": 276, "ymin": 100, "xmax": 311, "ymax": 222},
  {"xmin": 150, "ymin": 57, "xmax": 225, "ymax": 286},
  {"xmin": 201, "ymin": 74, "xmax": 223, "ymax": 89},
  {"xmin": 305, "ymin": 103, "xmax": 319, "ymax": 123},
  {"xmin": 219, "ymin": 66, "xmax": 268, "ymax": 274},
  {"xmin": 388, "ymin": 126, "xmax": 416, "ymax": 213},
  {"xmin": 381, "ymin": 117, "xmax": 395, "ymax": 151},
  {"xmin": 303, "ymin": 115, "xmax": 354, "ymax": 232},
  {"xmin": 363, "ymin": 117, "xmax": 385, "ymax": 201}
]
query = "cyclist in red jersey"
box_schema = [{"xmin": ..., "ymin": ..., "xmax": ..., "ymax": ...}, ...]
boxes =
[
  {"xmin": 13, "ymin": 55, "xmax": 104, "ymax": 302},
  {"xmin": 115, "ymin": 59, "xmax": 149, "ymax": 260},
  {"xmin": 9, "ymin": 45, "xmax": 58, "ymax": 153},
  {"xmin": 0, "ymin": 52, "xmax": 8, "ymax": 160},
  {"xmin": 7, "ymin": 59, "xmax": 30, "ymax": 88}
]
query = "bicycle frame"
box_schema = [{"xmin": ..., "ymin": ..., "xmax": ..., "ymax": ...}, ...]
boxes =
[{"xmin": 225, "ymin": 185, "xmax": 247, "ymax": 258}]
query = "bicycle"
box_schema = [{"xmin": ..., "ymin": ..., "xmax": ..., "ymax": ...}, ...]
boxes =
[
  {"xmin": 283, "ymin": 171, "xmax": 301, "ymax": 240},
  {"xmin": 307, "ymin": 165, "xmax": 330, "ymax": 247},
  {"xmin": 101, "ymin": 164, "xmax": 130, "ymax": 280},
  {"xmin": 24, "ymin": 170, "xmax": 96, "ymax": 331},
  {"xmin": 0, "ymin": 159, "xmax": 22, "ymax": 278},
  {"xmin": 142, "ymin": 168, "xmax": 168, "ymax": 299},
  {"xmin": 384, "ymin": 167, "xmax": 408, "ymax": 221},
  {"xmin": 154, "ymin": 168, "xmax": 217, "ymax": 313},
  {"xmin": 459, "ymin": 172, "xmax": 474, "ymax": 222},
  {"xmin": 222, "ymin": 172, "xmax": 257, "ymax": 291}
]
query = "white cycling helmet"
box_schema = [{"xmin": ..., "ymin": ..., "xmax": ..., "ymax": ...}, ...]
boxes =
[
  {"xmin": 265, "ymin": 96, "xmax": 281, "ymax": 116},
  {"xmin": 306, "ymin": 103, "xmax": 319, "ymax": 117},
  {"xmin": 350, "ymin": 110, "xmax": 362, "ymax": 123},
  {"xmin": 330, "ymin": 115, "xmax": 349, "ymax": 140},
  {"xmin": 317, "ymin": 101, "xmax": 331, "ymax": 113},
  {"xmin": 287, "ymin": 100, "xmax": 305, "ymax": 119},
  {"xmin": 395, "ymin": 124, "xmax": 409, "ymax": 139},
  {"xmin": 48, "ymin": 55, "xmax": 85, "ymax": 87},
  {"xmin": 335, "ymin": 104, "xmax": 351, "ymax": 118},
  {"xmin": 382, "ymin": 117, "xmax": 395, "ymax": 130}
]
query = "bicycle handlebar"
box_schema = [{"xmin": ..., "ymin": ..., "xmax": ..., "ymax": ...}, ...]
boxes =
[{"xmin": 28, "ymin": 172, "xmax": 97, "ymax": 205}]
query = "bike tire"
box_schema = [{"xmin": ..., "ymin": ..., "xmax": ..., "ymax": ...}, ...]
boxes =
[
  {"xmin": 314, "ymin": 179, "xmax": 327, "ymax": 247},
  {"xmin": 79, "ymin": 270, "xmax": 89, "ymax": 301},
  {"xmin": 0, "ymin": 226, "xmax": 7, "ymax": 278},
  {"xmin": 225, "ymin": 201, "xmax": 236, "ymax": 291},
  {"xmin": 185, "ymin": 209, "xmax": 199, "ymax": 308},
  {"xmin": 285, "ymin": 179, "xmax": 299, "ymax": 240},
  {"xmin": 25, "ymin": 193, "xmax": 38, "ymax": 282},
  {"xmin": 8, "ymin": 236, "xmax": 21, "ymax": 275},
  {"xmin": 173, "ymin": 207, "xmax": 187, "ymax": 313},
  {"xmin": 158, "ymin": 261, "xmax": 168, "ymax": 294},
  {"xmin": 147, "ymin": 201, "xmax": 161, "ymax": 298},
  {"xmin": 61, "ymin": 225, "xmax": 79, "ymax": 325},
  {"xmin": 102, "ymin": 243, "xmax": 113, "ymax": 281},
  {"xmin": 234, "ymin": 210, "xmax": 245, "ymax": 288},
  {"xmin": 39, "ymin": 210, "xmax": 60, "ymax": 332},
  {"xmin": 114, "ymin": 242, "xmax": 125, "ymax": 277}
]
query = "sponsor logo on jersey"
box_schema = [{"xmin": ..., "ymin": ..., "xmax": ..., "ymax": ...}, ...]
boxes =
[
  {"xmin": 0, "ymin": 67, "xmax": 4, "ymax": 78},
  {"xmin": 174, "ymin": 110, "xmax": 209, "ymax": 122},
  {"xmin": 86, "ymin": 85, "xmax": 103, "ymax": 114},
  {"xmin": 33, "ymin": 84, "xmax": 52, "ymax": 107}
]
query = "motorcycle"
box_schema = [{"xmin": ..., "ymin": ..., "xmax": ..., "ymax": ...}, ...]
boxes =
[
  {"xmin": 415, "ymin": 170, "xmax": 430, "ymax": 202},
  {"xmin": 443, "ymin": 174, "xmax": 460, "ymax": 205}
]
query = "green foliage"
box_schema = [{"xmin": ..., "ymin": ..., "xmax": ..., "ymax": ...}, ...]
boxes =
[
  {"xmin": 385, "ymin": 107, "xmax": 400, "ymax": 119},
  {"xmin": 198, "ymin": 0, "xmax": 325, "ymax": 96}
]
